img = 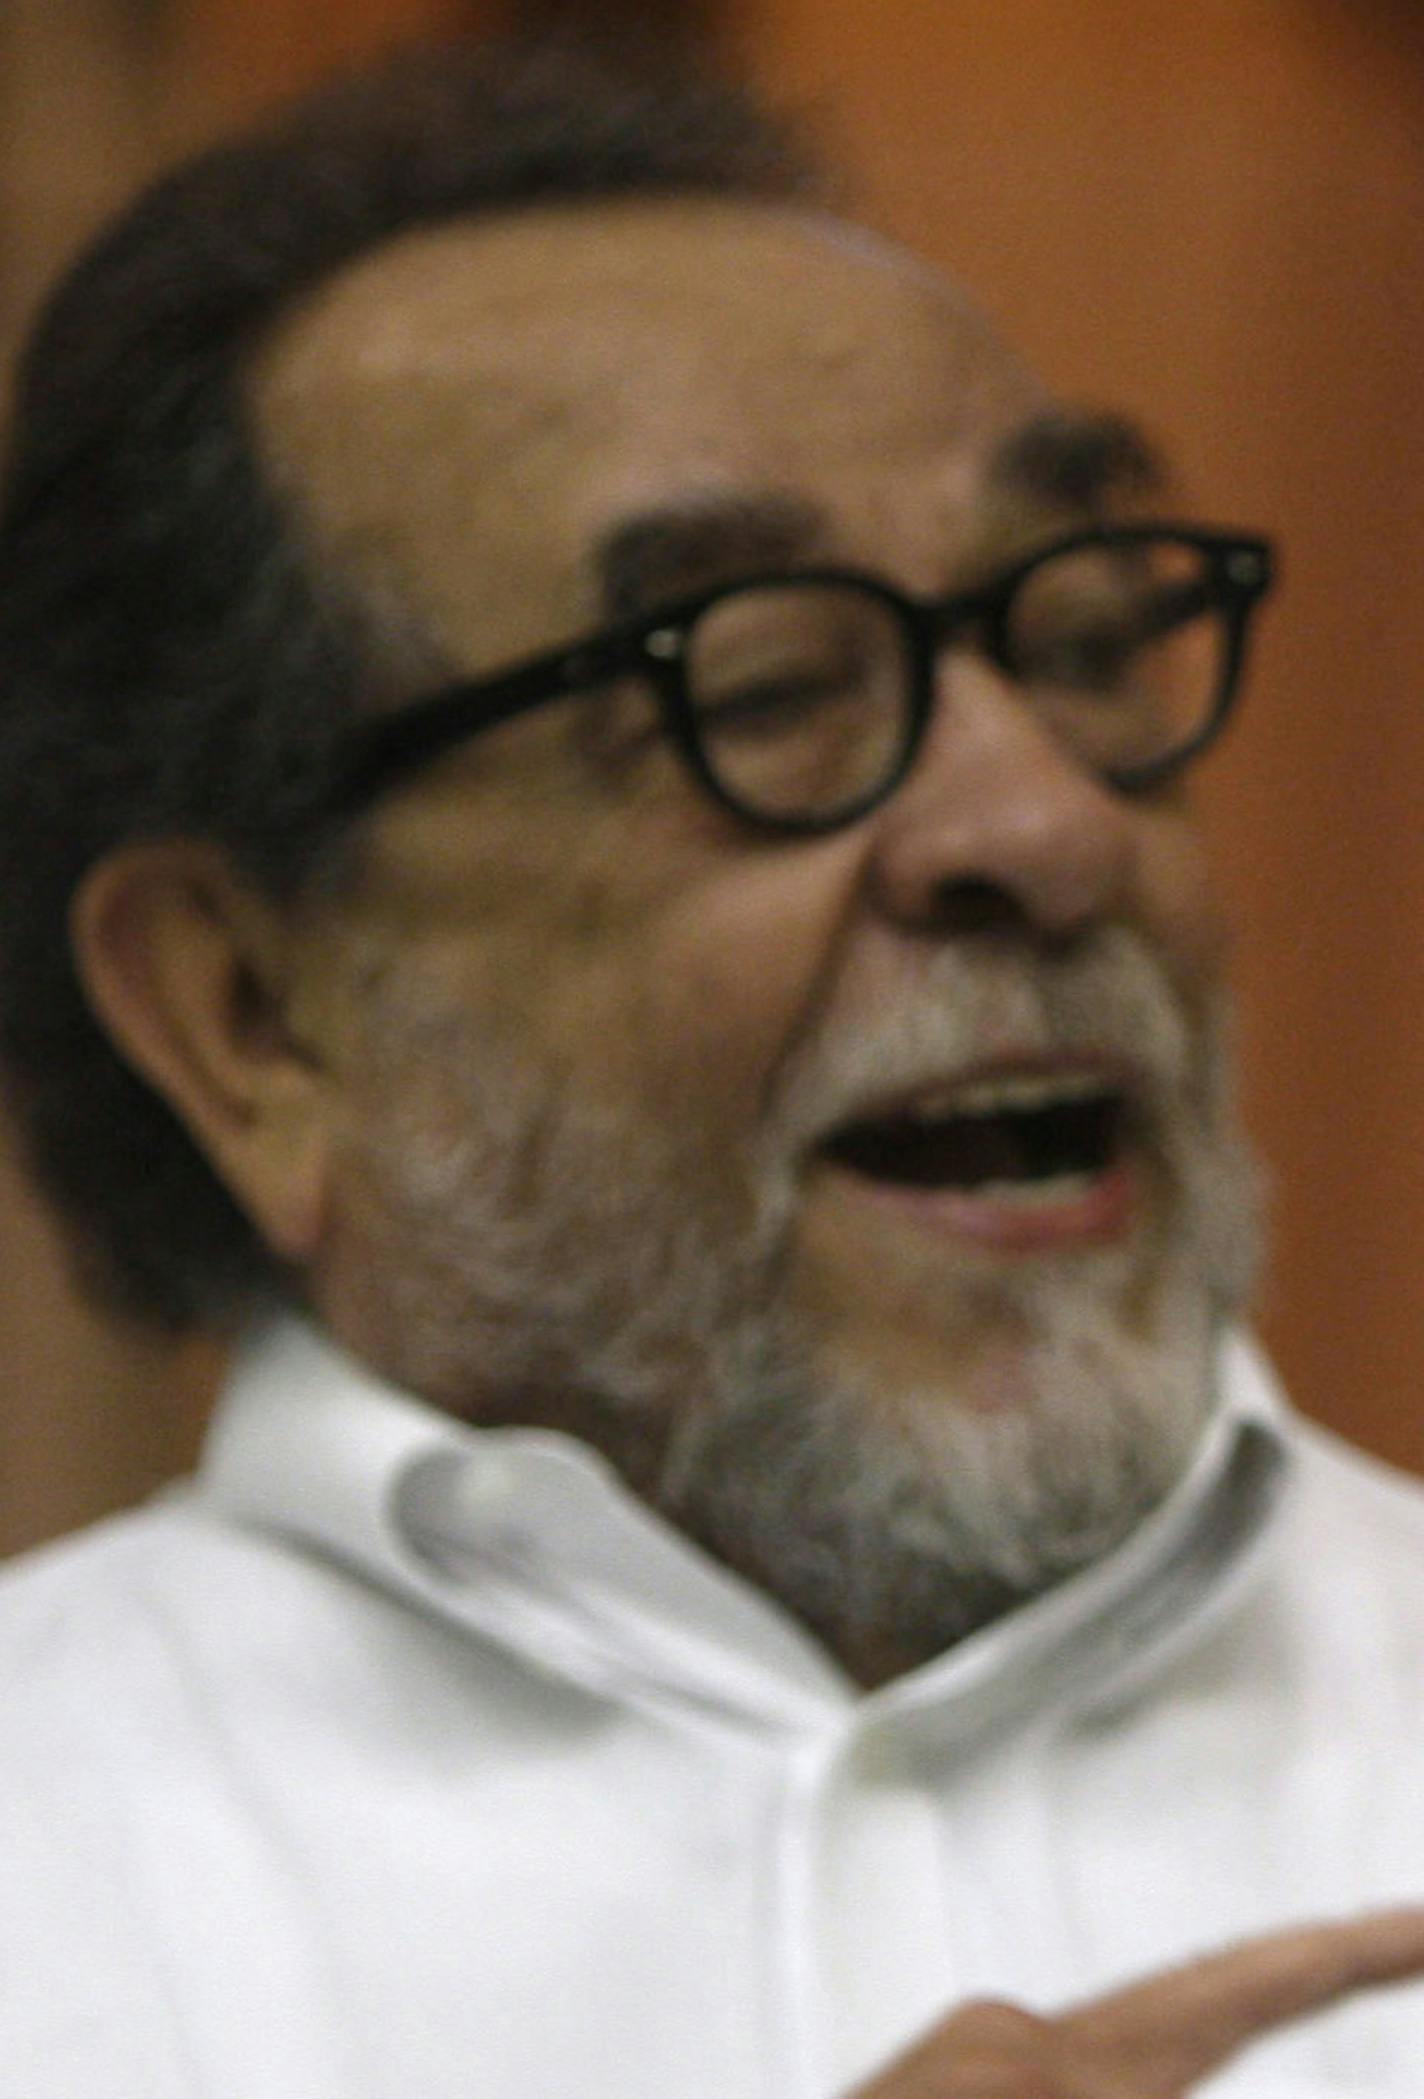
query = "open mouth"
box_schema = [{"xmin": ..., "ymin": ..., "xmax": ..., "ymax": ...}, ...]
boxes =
[{"xmin": 821, "ymin": 1071, "xmax": 1131, "ymax": 1203}]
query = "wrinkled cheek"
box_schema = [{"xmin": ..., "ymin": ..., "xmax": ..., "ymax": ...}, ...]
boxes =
[
  {"xmin": 1142, "ymin": 816, "xmax": 1229, "ymax": 1010},
  {"xmin": 622, "ymin": 867, "xmax": 859, "ymax": 1145},
  {"xmin": 611, "ymin": 944, "xmax": 800, "ymax": 1159}
]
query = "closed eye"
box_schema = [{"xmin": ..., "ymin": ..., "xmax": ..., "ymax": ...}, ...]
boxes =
[
  {"xmin": 1015, "ymin": 619, "xmax": 1140, "ymax": 691},
  {"xmin": 696, "ymin": 671, "xmax": 862, "ymax": 737},
  {"xmin": 1009, "ymin": 579, "xmax": 1214, "ymax": 694}
]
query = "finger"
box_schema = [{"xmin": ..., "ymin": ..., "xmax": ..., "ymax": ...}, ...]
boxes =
[
  {"xmin": 846, "ymin": 2002, "xmax": 1061, "ymax": 2099},
  {"xmin": 1062, "ymin": 1905, "xmax": 1424, "ymax": 2087}
]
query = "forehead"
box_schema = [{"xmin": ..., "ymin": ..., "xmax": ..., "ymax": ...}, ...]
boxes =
[{"xmin": 249, "ymin": 199, "xmax": 1047, "ymax": 659}]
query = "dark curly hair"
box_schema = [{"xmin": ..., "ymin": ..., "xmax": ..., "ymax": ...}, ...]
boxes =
[{"xmin": 0, "ymin": 34, "xmax": 824, "ymax": 1330}]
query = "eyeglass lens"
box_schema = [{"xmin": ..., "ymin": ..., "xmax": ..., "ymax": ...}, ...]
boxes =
[
  {"xmin": 685, "ymin": 582, "xmax": 911, "ymax": 822},
  {"xmin": 682, "ymin": 536, "xmax": 1231, "ymax": 822},
  {"xmin": 999, "ymin": 537, "xmax": 1224, "ymax": 784}
]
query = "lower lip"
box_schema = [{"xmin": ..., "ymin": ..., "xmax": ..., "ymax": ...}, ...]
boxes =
[{"xmin": 827, "ymin": 1158, "xmax": 1138, "ymax": 1254}]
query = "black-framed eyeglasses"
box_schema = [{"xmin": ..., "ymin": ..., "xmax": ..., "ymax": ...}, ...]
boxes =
[{"xmin": 328, "ymin": 523, "xmax": 1275, "ymax": 835}]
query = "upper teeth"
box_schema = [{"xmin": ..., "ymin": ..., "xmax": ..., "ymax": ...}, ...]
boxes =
[{"xmin": 903, "ymin": 1072, "xmax": 1113, "ymax": 1121}]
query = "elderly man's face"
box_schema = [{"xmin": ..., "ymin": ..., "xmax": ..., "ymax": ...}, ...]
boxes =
[{"xmin": 252, "ymin": 200, "xmax": 1258, "ymax": 1672}]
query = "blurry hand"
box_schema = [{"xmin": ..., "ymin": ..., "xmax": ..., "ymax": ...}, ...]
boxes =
[{"xmin": 851, "ymin": 1907, "xmax": 1424, "ymax": 2097}]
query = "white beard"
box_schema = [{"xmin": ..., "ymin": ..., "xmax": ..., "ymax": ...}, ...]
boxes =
[{"xmin": 330, "ymin": 924, "xmax": 1262, "ymax": 1671}]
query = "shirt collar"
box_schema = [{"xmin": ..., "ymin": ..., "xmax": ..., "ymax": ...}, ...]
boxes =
[{"xmin": 199, "ymin": 1318, "xmax": 1293, "ymax": 1743}]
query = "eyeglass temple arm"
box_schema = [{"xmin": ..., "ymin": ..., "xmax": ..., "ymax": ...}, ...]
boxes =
[{"xmin": 328, "ymin": 627, "xmax": 644, "ymax": 813}]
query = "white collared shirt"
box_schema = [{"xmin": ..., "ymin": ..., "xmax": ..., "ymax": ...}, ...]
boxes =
[{"xmin": 2, "ymin": 1320, "xmax": 1423, "ymax": 2097}]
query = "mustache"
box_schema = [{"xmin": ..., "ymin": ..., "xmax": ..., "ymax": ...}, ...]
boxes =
[{"xmin": 762, "ymin": 925, "xmax": 1199, "ymax": 1155}]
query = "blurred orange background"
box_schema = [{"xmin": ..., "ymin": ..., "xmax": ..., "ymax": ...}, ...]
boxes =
[{"xmin": 2, "ymin": 0, "xmax": 1420, "ymax": 1553}]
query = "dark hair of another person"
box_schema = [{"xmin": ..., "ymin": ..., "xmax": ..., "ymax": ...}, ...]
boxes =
[{"xmin": 0, "ymin": 36, "xmax": 824, "ymax": 1330}]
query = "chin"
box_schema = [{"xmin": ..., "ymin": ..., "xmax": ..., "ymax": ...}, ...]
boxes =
[
  {"xmin": 794, "ymin": 1211, "xmax": 1178, "ymax": 1400},
  {"xmin": 656, "ymin": 1254, "xmax": 1229, "ymax": 1669}
]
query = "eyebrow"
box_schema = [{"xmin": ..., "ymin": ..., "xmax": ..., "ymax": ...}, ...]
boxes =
[
  {"xmin": 589, "ymin": 407, "xmax": 1168, "ymax": 621},
  {"xmin": 984, "ymin": 405, "xmax": 1168, "ymax": 514},
  {"xmin": 593, "ymin": 491, "xmax": 828, "ymax": 619}
]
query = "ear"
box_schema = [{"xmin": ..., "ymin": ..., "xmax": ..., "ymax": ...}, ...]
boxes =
[{"xmin": 71, "ymin": 841, "xmax": 338, "ymax": 1267}]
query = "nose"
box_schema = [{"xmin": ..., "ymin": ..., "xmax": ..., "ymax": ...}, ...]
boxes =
[{"xmin": 864, "ymin": 653, "xmax": 1141, "ymax": 940}]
